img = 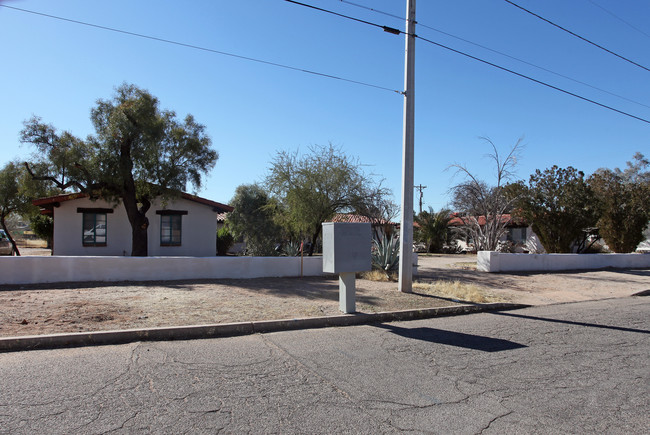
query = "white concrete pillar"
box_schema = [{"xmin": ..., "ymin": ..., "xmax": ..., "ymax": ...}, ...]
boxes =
[{"xmin": 339, "ymin": 272, "xmax": 356, "ymax": 314}]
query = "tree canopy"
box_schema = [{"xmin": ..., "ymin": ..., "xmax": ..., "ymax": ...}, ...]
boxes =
[
  {"xmin": 21, "ymin": 83, "xmax": 218, "ymax": 256},
  {"xmin": 265, "ymin": 144, "xmax": 391, "ymax": 255},
  {"xmin": 227, "ymin": 183, "xmax": 281, "ymax": 256},
  {"xmin": 511, "ymin": 166, "xmax": 598, "ymax": 253},
  {"xmin": 588, "ymin": 153, "xmax": 650, "ymax": 253},
  {"xmin": 0, "ymin": 161, "xmax": 46, "ymax": 255}
]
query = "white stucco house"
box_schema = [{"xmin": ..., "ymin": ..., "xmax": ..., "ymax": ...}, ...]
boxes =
[{"xmin": 33, "ymin": 192, "xmax": 233, "ymax": 256}]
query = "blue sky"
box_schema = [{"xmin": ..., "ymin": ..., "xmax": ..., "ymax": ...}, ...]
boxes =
[{"xmin": 1, "ymin": 0, "xmax": 648, "ymax": 214}]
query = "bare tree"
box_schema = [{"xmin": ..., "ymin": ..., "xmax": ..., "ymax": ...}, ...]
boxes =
[{"xmin": 450, "ymin": 137, "xmax": 523, "ymax": 251}]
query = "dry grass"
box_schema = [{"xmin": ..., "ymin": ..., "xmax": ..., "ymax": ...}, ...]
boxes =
[
  {"xmin": 16, "ymin": 238, "xmax": 47, "ymax": 248},
  {"xmin": 413, "ymin": 280, "xmax": 506, "ymax": 304},
  {"xmin": 449, "ymin": 261, "xmax": 477, "ymax": 270},
  {"xmin": 360, "ymin": 270, "xmax": 398, "ymax": 282},
  {"xmin": 361, "ymin": 269, "xmax": 504, "ymax": 304}
]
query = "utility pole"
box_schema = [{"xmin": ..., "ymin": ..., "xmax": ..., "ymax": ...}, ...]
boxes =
[
  {"xmin": 398, "ymin": 0, "xmax": 416, "ymax": 293},
  {"xmin": 415, "ymin": 184, "xmax": 427, "ymax": 214}
]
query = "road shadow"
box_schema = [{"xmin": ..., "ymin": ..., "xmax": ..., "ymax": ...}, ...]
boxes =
[
  {"xmin": 490, "ymin": 311, "xmax": 650, "ymax": 335},
  {"xmin": 375, "ymin": 323, "xmax": 527, "ymax": 352}
]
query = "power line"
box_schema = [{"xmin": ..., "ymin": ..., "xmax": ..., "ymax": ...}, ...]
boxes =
[
  {"xmin": 285, "ymin": 0, "xmax": 384, "ymax": 31},
  {"xmin": 285, "ymin": 0, "xmax": 400, "ymax": 35},
  {"xmin": 5, "ymin": 2, "xmax": 649, "ymax": 125},
  {"xmin": 337, "ymin": 0, "xmax": 403, "ymax": 21},
  {"xmin": 289, "ymin": 0, "xmax": 650, "ymax": 125},
  {"xmin": 504, "ymin": 0, "xmax": 650, "ymax": 73},
  {"xmin": 424, "ymin": 26, "xmax": 650, "ymax": 110},
  {"xmin": 0, "ymin": 4, "xmax": 401, "ymax": 95},
  {"xmin": 414, "ymin": 34, "xmax": 650, "ymax": 125},
  {"xmin": 333, "ymin": 0, "xmax": 650, "ymax": 110},
  {"xmin": 585, "ymin": 0, "xmax": 650, "ymax": 40}
]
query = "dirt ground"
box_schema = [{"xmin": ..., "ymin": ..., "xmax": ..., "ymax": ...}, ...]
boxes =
[{"xmin": 1, "ymin": 248, "xmax": 648, "ymax": 338}]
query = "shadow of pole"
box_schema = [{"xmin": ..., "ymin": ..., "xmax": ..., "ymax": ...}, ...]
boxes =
[{"xmin": 374, "ymin": 323, "xmax": 527, "ymax": 352}]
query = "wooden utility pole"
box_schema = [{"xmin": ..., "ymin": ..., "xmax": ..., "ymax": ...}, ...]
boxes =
[
  {"xmin": 398, "ymin": 0, "xmax": 416, "ymax": 293},
  {"xmin": 415, "ymin": 184, "xmax": 427, "ymax": 214}
]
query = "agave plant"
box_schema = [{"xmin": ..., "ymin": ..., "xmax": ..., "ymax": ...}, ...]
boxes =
[
  {"xmin": 372, "ymin": 233, "xmax": 400, "ymax": 273},
  {"xmin": 282, "ymin": 241, "xmax": 302, "ymax": 257}
]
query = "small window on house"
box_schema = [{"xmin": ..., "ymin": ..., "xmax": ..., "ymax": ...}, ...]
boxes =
[
  {"xmin": 82, "ymin": 213, "xmax": 107, "ymax": 246},
  {"xmin": 507, "ymin": 227, "xmax": 527, "ymax": 243},
  {"xmin": 160, "ymin": 214, "xmax": 182, "ymax": 246}
]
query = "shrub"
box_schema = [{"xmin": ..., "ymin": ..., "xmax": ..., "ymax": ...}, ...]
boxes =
[{"xmin": 216, "ymin": 226, "xmax": 234, "ymax": 256}]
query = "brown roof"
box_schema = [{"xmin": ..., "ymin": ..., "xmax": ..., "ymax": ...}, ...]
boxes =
[
  {"xmin": 33, "ymin": 192, "xmax": 233, "ymax": 214},
  {"xmin": 328, "ymin": 213, "xmax": 397, "ymax": 225}
]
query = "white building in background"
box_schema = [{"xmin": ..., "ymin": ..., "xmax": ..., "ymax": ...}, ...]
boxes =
[{"xmin": 448, "ymin": 213, "xmax": 543, "ymax": 253}]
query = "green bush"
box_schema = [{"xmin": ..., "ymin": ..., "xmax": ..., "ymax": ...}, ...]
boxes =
[{"xmin": 216, "ymin": 226, "xmax": 234, "ymax": 256}]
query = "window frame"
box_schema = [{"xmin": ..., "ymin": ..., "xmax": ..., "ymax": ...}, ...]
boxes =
[
  {"xmin": 157, "ymin": 210, "xmax": 187, "ymax": 247},
  {"xmin": 81, "ymin": 212, "xmax": 108, "ymax": 247}
]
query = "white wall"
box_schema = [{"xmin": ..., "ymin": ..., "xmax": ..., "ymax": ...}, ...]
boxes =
[
  {"xmin": 147, "ymin": 199, "xmax": 217, "ymax": 257},
  {"xmin": 0, "ymin": 256, "xmax": 325, "ymax": 285},
  {"xmin": 54, "ymin": 197, "xmax": 132, "ymax": 256},
  {"xmin": 53, "ymin": 197, "xmax": 217, "ymax": 257},
  {"xmin": 477, "ymin": 251, "xmax": 650, "ymax": 272}
]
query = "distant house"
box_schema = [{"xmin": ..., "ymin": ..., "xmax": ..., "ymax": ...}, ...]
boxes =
[
  {"xmin": 448, "ymin": 213, "xmax": 542, "ymax": 253},
  {"xmin": 33, "ymin": 192, "xmax": 233, "ymax": 256}
]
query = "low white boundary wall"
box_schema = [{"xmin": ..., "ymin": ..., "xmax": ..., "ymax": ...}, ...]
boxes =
[
  {"xmin": 0, "ymin": 256, "xmax": 325, "ymax": 285},
  {"xmin": 478, "ymin": 251, "xmax": 650, "ymax": 273}
]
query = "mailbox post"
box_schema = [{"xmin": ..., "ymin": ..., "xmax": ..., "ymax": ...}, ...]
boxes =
[{"xmin": 322, "ymin": 222, "xmax": 372, "ymax": 314}]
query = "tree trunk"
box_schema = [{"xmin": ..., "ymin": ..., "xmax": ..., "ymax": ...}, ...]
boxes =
[
  {"xmin": 122, "ymin": 192, "xmax": 150, "ymax": 256},
  {"xmin": 118, "ymin": 137, "xmax": 150, "ymax": 256},
  {"xmin": 308, "ymin": 227, "xmax": 321, "ymax": 256},
  {"xmin": 0, "ymin": 217, "xmax": 20, "ymax": 256},
  {"xmin": 130, "ymin": 215, "xmax": 149, "ymax": 256}
]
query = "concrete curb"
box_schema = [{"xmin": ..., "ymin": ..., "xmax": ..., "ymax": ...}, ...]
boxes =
[{"xmin": 0, "ymin": 303, "xmax": 529, "ymax": 353}]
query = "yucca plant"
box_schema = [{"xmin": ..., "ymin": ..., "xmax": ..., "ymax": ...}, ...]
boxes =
[{"xmin": 372, "ymin": 233, "xmax": 400, "ymax": 273}]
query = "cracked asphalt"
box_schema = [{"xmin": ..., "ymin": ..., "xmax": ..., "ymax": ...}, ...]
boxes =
[{"xmin": 0, "ymin": 296, "xmax": 648, "ymax": 434}]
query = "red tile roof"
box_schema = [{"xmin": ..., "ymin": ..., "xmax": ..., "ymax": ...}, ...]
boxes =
[{"xmin": 328, "ymin": 214, "xmax": 397, "ymax": 225}]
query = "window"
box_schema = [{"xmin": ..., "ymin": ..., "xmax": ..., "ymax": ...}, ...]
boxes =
[
  {"xmin": 507, "ymin": 227, "xmax": 527, "ymax": 243},
  {"xmin": 160, "ymin": 214, "xmax": 182, "ymax": 246},
  {"xmin": 82, "ymin": 213, "xmax": 107, "ymax": 246}
]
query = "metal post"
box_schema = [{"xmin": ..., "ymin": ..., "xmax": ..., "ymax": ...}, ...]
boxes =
[
  {"xmin": 399, "ymin": 0, "xmax": 416, "ymax": 293},
  {"xmin": 339, "ymin": 272, "xmax": 356, "ymax": 313}
]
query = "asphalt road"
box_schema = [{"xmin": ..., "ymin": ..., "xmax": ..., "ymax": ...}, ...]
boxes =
[{"xmin": 1, "ymin": 297, "xmax": 648, "ymax": 434}]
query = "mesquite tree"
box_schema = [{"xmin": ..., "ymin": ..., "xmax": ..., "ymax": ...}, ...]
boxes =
[
  {"xmin": 265, "ymin": 144, "xmax": 391, "ymax": 255},
  {"xmin": 21, "ymin": 83, "xmax": 217, "ymax": 256},
  {"xmin": 589, "ymin": 153, "xmax": 650, "ymax": 253}
]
